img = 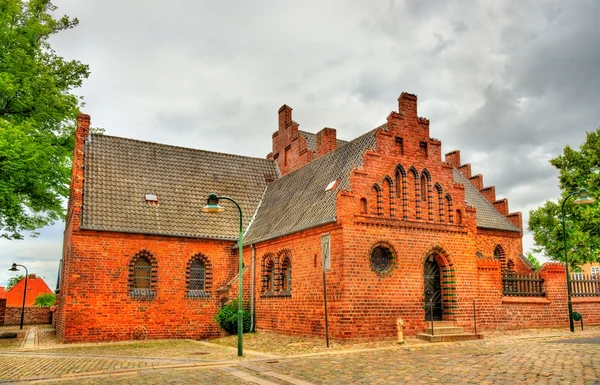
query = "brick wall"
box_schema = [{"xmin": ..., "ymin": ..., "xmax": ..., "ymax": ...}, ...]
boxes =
[
  {"xmin": 56, "ymin": 230, "xmax": 238, "ymax": 342},
  {"xmin": 0, "ymin": 298, "xmax": 5, "ymax": 326},
  {"xmin": 3, "ymin": 306, "xmax": 52, "ymax": 325}
]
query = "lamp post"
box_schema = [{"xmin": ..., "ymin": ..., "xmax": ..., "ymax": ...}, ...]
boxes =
[
  {"xmin": 8, "ymin": 263, "xmax": 29, "ymax": 329},
  {"xmin": 561, "ymin": 188, "xmax": 595, "ymax": 332},
  {"xmin": 201, "ymin": 193, "xmax": 244, "ymax": 356}
]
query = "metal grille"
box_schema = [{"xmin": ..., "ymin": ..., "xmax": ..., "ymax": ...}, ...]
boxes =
[
  {"xmin": 133, "ymin": 257, "xmax": 151, "ymax": 289},
  {"xmin": 189, "ymin": 259, "xmax": 205, "ymax": 291},
  {"xmin": 371, "ymin": 246, "xmax": 391, "ymax": 272}
]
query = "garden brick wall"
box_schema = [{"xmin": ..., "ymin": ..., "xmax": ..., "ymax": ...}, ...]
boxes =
[
  {"xmin": 1, "ymin": 306, "xmax": 52, "ymax": 326},
  {"xmin": 0, "ymin": 299, "xmax": 5, "ymax": 326}
]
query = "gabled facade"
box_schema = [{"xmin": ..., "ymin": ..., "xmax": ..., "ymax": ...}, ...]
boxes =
[{"xmin": 55, "ymin": 93, "xmax": 600, "ymax": 343}]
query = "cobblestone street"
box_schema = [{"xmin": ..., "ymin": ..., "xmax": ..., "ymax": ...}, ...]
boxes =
[{"xmin": 1, "ymin": 327, "xmax": 599, "ymax": 384}]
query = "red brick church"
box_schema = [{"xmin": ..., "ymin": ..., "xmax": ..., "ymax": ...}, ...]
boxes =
[{"xmin": 55, "ymin": 93, "xmax": 600, "ymax": 342}]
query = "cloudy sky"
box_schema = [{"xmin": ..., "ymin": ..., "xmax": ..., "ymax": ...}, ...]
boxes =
[{"xmin": 1, "ymin": 0, "xmax": 599, "ymax": 289}]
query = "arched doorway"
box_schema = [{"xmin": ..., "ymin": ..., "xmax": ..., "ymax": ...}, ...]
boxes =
[{"xmin": 424, "ymin": 255, "xmax": 442, "ymax": 321}]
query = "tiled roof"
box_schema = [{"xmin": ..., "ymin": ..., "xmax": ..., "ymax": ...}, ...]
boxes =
[
  {"xmin": 453, "ymin": 169, "xmax": 521, "ymax": 232},
  {"xmin": 299, "ymin": 130, "xmax": 348, "ymax": 152},
  {"xmin": 1, "ymin": 277, "xmax": 53, "ymax": 307},
  {"xmin": 244, "ymin": 129, "xmax": 378, "ymax": 244},
  {"xmin": 81, "ymin": 135, "xmax": 277, "ymax": 240}
]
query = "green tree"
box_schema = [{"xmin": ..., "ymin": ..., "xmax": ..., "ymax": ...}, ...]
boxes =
[
  {"xmin": 528, "ymin": 129, "xmax": 600, "ymax": 268},
  {"xmin": 524, "ymin": 251, "xmax": 541, "ymax": 270},
  {"xmin": 33, "ymin": 292, "xmax": 56, "ymax": 307},
  {"xmin": 5, "ymin": 274, "xmax": 24, "ymax": 290},
  {"xmin": 0, "ymin": 0, "xmax": 89, "ymax": 239}
]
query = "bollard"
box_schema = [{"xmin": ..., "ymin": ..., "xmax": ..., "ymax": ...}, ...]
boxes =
[{"xmin": 397, "ymin": 317, "xmax": 405, "ymax": 344}]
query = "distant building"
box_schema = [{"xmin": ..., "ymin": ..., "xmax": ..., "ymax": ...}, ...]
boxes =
[
  {"xmin": 575, "ymin": 262, "xmax": 600, "ymax": 279},
  {"xmin": 55, "ymin": 92, "xmax": 600, "ymax": 343},
  {"xmin": 0, "ymin": 275, "xmax": 53, "ymax": 307}
]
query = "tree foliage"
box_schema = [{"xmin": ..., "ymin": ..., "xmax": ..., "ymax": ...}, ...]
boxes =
[
  {"xmin": 214, "ymin": 299, "xmax": 252, "ymax": 334},
  {"xmin": 528, "ymin": 129, "xmax": 600, "ymax": 268},
  {"xmin": 5, "ymin": 274, "xmax": 24, "ymax": 290},
  {"xmin": 0, "ymin": 0, "xmax": 89, "ymax": 239},
  {"xmin": 524, "ymin": 251, "xmax": 541, "ymax": 271},
  {"xmin": 33, "ymin": 292, "xmax": 56, "ymax": 307}
]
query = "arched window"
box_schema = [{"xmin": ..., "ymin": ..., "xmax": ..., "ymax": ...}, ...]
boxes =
[
  {"xmin": 371, "ymin": 184, "xmax": 383, "ymax": 216},
  {"xmin": 445, "ymin": 194, "xmax": 454, "ymax": 223},
  {"xmin": 360, "ymin": 198, "xmax": 367, "ymax": 214},
  {"xmin": 420, "ymin": 170, "xmax": 433, "ymax": 221},
  {"xmin": 186, "ymin": 253, "xmax": 212, "ymax": 298},
  {"xmin": 395, "ymin": 165, "xmax": 408, "ymax": 219},
  {"xmin": 507, "ymin": 259, "xmax": 515, "ymax": 271},
  {"xmin": 383, "ymin": 176, "xmax": 395, "ymax": 217},
  {"xmin": 409, "ymin": 167, "xmax": 420, "ymax": 219},
  {"xmin": 262, "ymin": 254, "xmax": 276, "ymax": 294},
  {"xmin": 128, "ymin": 250, "xmax": 157, "ymax": 299},
  {"xmin": 494, "ymin": 245, "xmax": 507, "ymax": 270},
  {"xmin": 434, "ymin": 183, "xmax": 444, "ymax": 222},
  {"xmin": 456, "ymin": 209, "xmax": 462, "ymax": 225},
  {"xmin": 133, "ymin": 257, "xmax": 151, "ymax": 289},
  {"xmin": 190, "ymin": 259, "xmax": 205, "ymax": 290},
  {"xmin": 281, "ymin": 257, "xmax": 292, "ymax": 292}
]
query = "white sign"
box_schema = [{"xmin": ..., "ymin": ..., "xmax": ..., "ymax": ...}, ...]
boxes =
[{"xmin": 321, "ymin": 234, "xmax": 331, "ymax": 271}]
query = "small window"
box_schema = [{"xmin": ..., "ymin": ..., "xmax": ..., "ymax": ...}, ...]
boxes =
[
  {"xmin": 144, "ymin": 193, "xmax": 159, "ymax": 203},
  {"xmin": 395, "ymin": 137, "xmax": 404, "ymax": 155},
  {"xmin": 590, "ymin": 267, "xmax": 599, "ymax": 279},
  {"xmin": 133, "ymin": 257, "xmax": 151, "ymax": 289},
  {"xmin": 128, "ymin": 251, "xmax": 157, "ymax": 300},
  {"xmin": 360, "ymin": 198, "xmax": 367, "ymax": 214},
  {"xmin": 264, "ymin": 258, "xmax": 275, "ymax": 293},
  {"xmin": 282, "ymin": 258, "xmax": 292, "ymax": 292},
  {"xmin": 573, "ymin": 272, "xmax": 584, "ymax": 280},
  {"xmin": 186, "ymin": 253, "xmax": 212, "ymax": 299},
  {"xmin": 370, "ymin": 243, "xmax": 396, "ymax": 275},
  {"xmin": 419, "ymin": 142, "xmax": 428, "ymax": 157},
  {"xmin": 325, "ymin": 180, "xmax": 338, "ymax": 191}
]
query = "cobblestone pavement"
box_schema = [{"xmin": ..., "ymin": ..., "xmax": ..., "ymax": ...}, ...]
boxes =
[{"xmin": 0, "ymin": 328, "xmax": 599, "ymax": 384}]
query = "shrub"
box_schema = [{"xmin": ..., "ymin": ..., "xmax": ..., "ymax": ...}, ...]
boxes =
[
  {"xmin": 33, "ymin": 293, "xmax": 56, "ymax": 307},
  {"xmin": 215, "ymin": 299, "xmax": 251, "ymax": 334}
]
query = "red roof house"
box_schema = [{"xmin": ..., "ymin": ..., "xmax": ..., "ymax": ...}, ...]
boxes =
[{"xmin": 0, "ymin": 276, "xmax": 53, "ymax": 307}]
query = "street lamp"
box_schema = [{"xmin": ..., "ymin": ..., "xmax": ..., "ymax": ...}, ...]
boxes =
[
  {"xmin": 8, "ymin": 263, "xmax": 28, "ymax": 329},
  {"xmin": 561, "ymin": 188, "xmax": 595, "ymax": 332},
  {"xmin": 201, "ymin": 193, "xmax": 244, "ymax": 356}
]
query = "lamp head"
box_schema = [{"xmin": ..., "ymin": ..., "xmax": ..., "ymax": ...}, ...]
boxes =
[
  {"xmin": 8, "ymin": 263, "xmax": 18, "ymax": 272},
  {"xmin": 573, "ymin": 188, "xmax": 595, "ymax": 205},
  {"xmin": 201, "ymin": 193, "xmax": 225, "ymax": 213}
]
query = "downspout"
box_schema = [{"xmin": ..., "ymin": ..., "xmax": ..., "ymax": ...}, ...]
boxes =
[{"xmin": 251, "ymin": 244, "xmax": 256, "ymax": 332}]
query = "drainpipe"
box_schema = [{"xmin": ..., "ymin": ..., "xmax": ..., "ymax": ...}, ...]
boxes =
[{"xmin": 251, "ymin": 244, "xmax": 256, "ymax": 332}]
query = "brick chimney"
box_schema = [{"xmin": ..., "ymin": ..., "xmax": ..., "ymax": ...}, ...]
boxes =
[
  {"xmin": 398, "ymin": 92, "xmax": 418, "ymax": 121},
  {"xmin": 278, "ymin": 105, "xmax": 293, "ymax": 130},
  {"xmin": 316, "ymin": 127, "xmax": 337, "ymax": 158}
]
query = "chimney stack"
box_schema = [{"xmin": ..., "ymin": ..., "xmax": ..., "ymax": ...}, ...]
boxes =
[{"xmin": 316, "ymin": 127, "xmax": 337, "ymax": 157}]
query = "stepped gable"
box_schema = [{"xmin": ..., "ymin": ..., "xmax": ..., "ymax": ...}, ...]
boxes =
[
  {"xmin": 453, "ymin": 169, "xmax": 520, "ymax": 232},
  {"xmin": 81, "ymin": 135, "xmax": 277, "ymax": 240},
  {"xmin": 244, "ymin": 128, "xmax": 378, "ymax": 244},
  {"xmin": 299, "ymin": 130, "xmax": 348, "ymax": 152}
]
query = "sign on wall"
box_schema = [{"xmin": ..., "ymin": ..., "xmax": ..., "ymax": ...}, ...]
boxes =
[{"xmin": 321, "ymin": 234, "xmax": 331, "ymax": 271}]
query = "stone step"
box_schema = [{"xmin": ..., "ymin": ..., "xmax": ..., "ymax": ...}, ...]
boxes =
[
  {"xmin": 424, "ymin": 326, "xmax": 465, "ymax": 335},
  {"xmin": 416, "ymin": 333, "xmax": 483, "ymax": 343}
]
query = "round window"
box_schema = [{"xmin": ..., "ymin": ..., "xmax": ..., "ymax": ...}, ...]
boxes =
[{"xmin": 370, "ymin": 245, "xmax": 394, "ymax": 273}]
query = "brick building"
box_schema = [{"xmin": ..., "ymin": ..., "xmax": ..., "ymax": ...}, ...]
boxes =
[
  {"xmin": 0, "ymin": 276, "xmax": 53, "ymax": 307},
  {"xmin": 55, "ymin": 92, "xmax": 600, "ymax": 343}
]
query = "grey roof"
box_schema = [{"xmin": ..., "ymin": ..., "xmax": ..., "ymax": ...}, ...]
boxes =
[
  {"xmin": 299, "ymin": 130, "xmax": 348, "ymax": 153},
  {"xmin": 453, "ymin": 169, "xmax": 521, "ymax": 232},
  {"xmin": 81, "ymin": 134, "xmax": 277, "ymax": 240},
  {"xmin": 244, "ymin": 129, "xmax": 377, "ymax": 244}
]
